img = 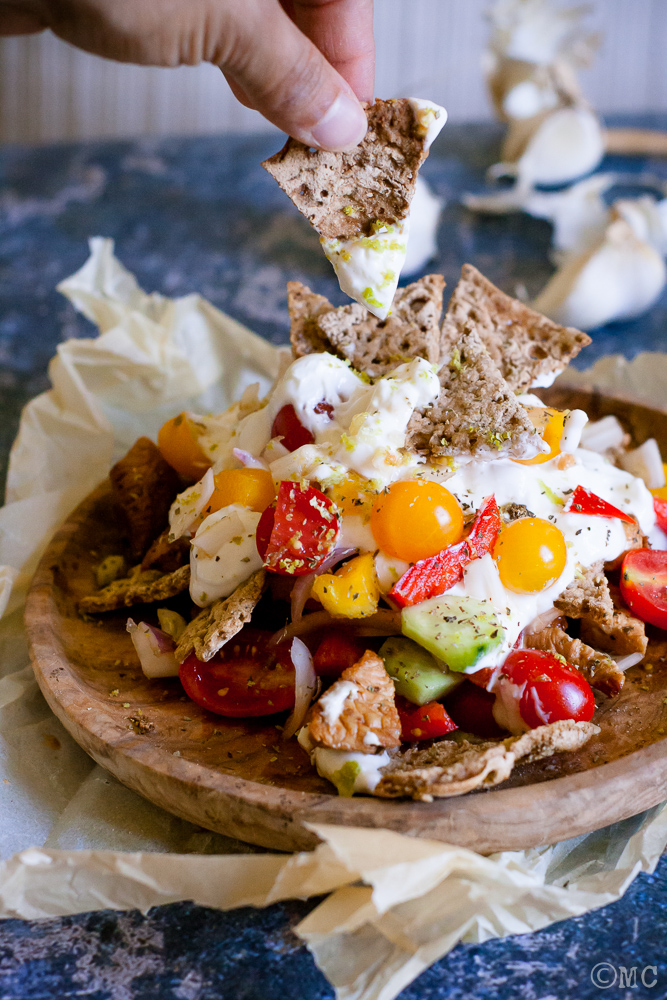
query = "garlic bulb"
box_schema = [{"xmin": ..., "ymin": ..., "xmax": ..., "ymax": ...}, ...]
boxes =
[
  {"xmin": 532, "ymin": 217, "xmax": 667, "ymax": 329},
  {"xmin": 493, "ymin": 106, "xmax": 605, "ymax": 188}
]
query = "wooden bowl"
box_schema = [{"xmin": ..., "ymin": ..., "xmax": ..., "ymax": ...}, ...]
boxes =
[{"xmin": 25, "ymin": 388, "xmax": 667, "ymax": 853}]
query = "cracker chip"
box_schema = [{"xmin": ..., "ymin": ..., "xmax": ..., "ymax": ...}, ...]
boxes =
[
  {"xmin": 288, "ymin": 275, "xmax": 445, "ymax": 376},
  {"xmin": 440, "ymin": 264, "xmax": 591, "ymax": 392},
  {"xmin": 406, "ymin": 325, "xmax": 540, "ymax": 459},
  {"xmin": 79, "ymin": 564, "xmax": 190, "ymax": 614},
  {"xmin": 308, "ymin": 650, "xmax": 401, "ymax": 752},
  {"xmin": 175, "ymin": 570, "xmax": 267, "ymax": 664},
  {"xmin": 554, "ymin": 561, "xmax": 614, "ymax": 626},
  {"xmin": 374, "ymin": 720, "xmax": 598, "ymax": 800},
  {"xmin": 262, "ymin": 99, "xmax": 431, "ymax": 240},
  {"xmin": 110, "ymin": 437, "xmax": 181, "ymax": 560}
]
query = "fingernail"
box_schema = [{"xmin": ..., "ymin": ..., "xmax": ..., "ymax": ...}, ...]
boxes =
[{"xmin": 308, "ymin": 94, "xmax": 367, "ymax": 151}]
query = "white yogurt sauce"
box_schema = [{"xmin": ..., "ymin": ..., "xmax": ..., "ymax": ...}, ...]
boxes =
[{"xmin": 312, "ymin": 747, "xmax": 392, "ymax": 794}]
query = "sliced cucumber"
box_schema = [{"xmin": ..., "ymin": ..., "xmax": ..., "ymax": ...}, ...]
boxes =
[
  {"xmin": 401, "ymin": 595, "xmax": 504, "ymax": 672},
  {"xmin": 380, "ymin": 636, "xmax": 463, "ymax": 706}
]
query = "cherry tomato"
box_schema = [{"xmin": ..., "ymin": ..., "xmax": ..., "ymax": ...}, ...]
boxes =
[
  {"xmin": 500, "ymin": 649, "xmax": 595, "ymax": 728},
  {"xmin": 493, "ymin": 517, "xmax": 567, "ymax": 594},
  {"xmin": 370, "ymin": 480, "xmax": 464, "ymax": 563},
  {"xmin": 327, "ymin": 472, "xmax": 376, "ymax": 518},
  {"xmin": 271, "ymin": 404, "xmax": 314, "ymax": 452},
  {"xmin": 157, "ymin": 412, "xmax": 211, "ymax": 482},
  {"xmin": 313, "ymin": 632, "xmax": 367, "ymax": 678},
  {"xmin": 444, "ymin": 681, "xmax": 505, "ymax": 738},
  {"xmin": 204, "ymin": 468, "xmax": 276, "ymax": 517},
  {"xmin": 256, "ymin": 481, "xmax": 340, "ymax": 575},
  {"xmin": 620, "ymin": 549, "xmax": 667, "ymax": 630},
  {"xmin": 396, "ymin": 696, "xmax": 458, "ymax": 741},
  {"xmin": 514, "ymin": 408, "xmax": 565, "ymax": 466},
  {"xmin": 179, "ymin": 629, "xmax": 295, "ymax": 717},
  {"xmin": 653, "ymin": 496, "xmax": 667, "ymax": 533}
]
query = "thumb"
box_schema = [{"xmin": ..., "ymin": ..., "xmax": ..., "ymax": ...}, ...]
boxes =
[{"xmin": 218, "ymin": 0, "xmax": 368, "ymax": 151}]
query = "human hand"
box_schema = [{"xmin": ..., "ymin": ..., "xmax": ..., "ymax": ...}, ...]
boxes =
[{"xmin": 0, "ymin": 0, "xmax": 374, "ymax": 150}]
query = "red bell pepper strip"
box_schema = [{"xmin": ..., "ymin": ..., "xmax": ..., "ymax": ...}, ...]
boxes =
[
  {"xmin": 396, "ymin": 696, "xmax": 458, "ymax": 741},
  {"xmin": 389, "ymin": 495, "xmax": 501, "ymax": 608},
  {"xmin": 654, "ymin": 496, "xmax": 667, "ymax": 533},
  {"xmin": 564, "ymin": 485, "xmax": 635, "ymax": 524}
]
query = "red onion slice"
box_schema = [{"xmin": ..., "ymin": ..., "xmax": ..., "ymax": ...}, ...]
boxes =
[
  {"xmin": 290, "ymin": 546, "xmax": 358, "ymax": 623},
  {"xmin": 233, "ymin": 448, "xmax": 269, "ymax": 471},
  {"xmin": 521, "ymin": 607, "xmax": 562, "ymax": 640},
  {"xmin": 282, "ymin": 637, "xmax": 318, "ymax": 740},
  {"xmin": 270, "ymin": 608, "xmax": 402, "ymax": 647},
  {"xmin": 127, "ymin": 618, "xmax": 179, "ymax": 678}
]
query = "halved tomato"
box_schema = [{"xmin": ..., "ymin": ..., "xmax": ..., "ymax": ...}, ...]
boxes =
[
  {"xmin": 313, "ymin": 632, "xmax": 367, "ymax": 678},
  {"xmin": 256, "ymin": 481, "xmax": 340, "ymax": 575},
  {"xmin": 620, "ymin": 549, "xmax": 667, "ymax": 630},
  {"xmin": 179, "ymin": 629, "xmax": 295, "ymax": 717},
  {"xmin": 271, "ymin": 404, "xmax": 314, "ymax": 452}
]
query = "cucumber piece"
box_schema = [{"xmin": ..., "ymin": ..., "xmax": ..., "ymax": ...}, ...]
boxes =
[
  {"xmin": 380, "ymin": 636, "xmax": 463, "ymax": 706},
  {"xmin": 401, "ymin": 595, "xmax": 504, "ymax": 672}
]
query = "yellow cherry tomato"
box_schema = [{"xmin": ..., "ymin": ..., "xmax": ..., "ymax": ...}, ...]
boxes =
[
  {"xmin": 204, "ymin": 468, "xmax": 276, "ymax": 516},
  {"xmin": 328, "ymin": 472, "xmax": 376, "ymax": 518},
  {"xmin": 370, "ymin": 480, "xmax": 464, "ymax": 563},
  {"xmin": 493, "ymin": 517, "xmax": 567, "ymax": 594},
  {"xmin": 515, "ymin": 408, "xmax": 566, "ymax": 466},
  {"xmin": 311, "ymin": 553, "xmax": 380, "ymax": 618},
  {"xmin": 157, "ymin": 412, "xmax": 211, "ymax": 482}
]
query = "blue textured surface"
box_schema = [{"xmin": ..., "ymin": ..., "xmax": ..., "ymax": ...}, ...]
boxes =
[{"xmin": 1, "ymin": 119, "xmax": 667, "ymax": 999}]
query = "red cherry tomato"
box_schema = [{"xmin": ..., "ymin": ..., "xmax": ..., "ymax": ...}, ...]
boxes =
[
  {"xmin": 313, "ymin": 632, "xmax": 367, "ymax": 678},
  {"xmin": 271, "ymin": 404, "xmax": 314, "ymax": 452},
  {"xmin": 396, "ymin": 696, "xmax": 458, "ymax": 741},
  {"xmin": 444, "ymin": 681, "xmax": 505, "ymax": 738},
  {"xmin": 654, "ymin": 496, "xmax": 667, "ymax": 533},
  {"xmin": 257, "ymin": 481, "xmax": 340, "ymax": 575},
  {"xmin": 500, "ymin": 649, "xmax": 595, "ymax": 728},
  {"xmin": 179, "ymin": 629, "xmax": 295, "ymax": 717},
  {"xmin": 620, "ymin": 549, "xmax": 667, "ymax": 629}
]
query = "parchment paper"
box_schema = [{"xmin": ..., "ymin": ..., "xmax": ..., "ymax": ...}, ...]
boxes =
[{"xmin": 0, "ymin": 238, "xmax": 665, "ymax": 1000}]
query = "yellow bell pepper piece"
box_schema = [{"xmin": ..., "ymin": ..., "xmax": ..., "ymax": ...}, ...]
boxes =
[{"xmin": 311, "ymin": 553, "xmax": 380, "ymax": 618}]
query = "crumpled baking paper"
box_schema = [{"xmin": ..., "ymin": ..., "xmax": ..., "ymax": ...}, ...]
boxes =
[{"xmin": 1, "ymin": 238, "xmax": 666, "ymax": 1000}]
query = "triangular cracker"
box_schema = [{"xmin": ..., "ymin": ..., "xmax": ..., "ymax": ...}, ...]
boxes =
[
  {"xmin": 175, "ymin": 569, "xmax": 267, "ymax": 664},
  {"xmin": 441, "ymin": 264, "xmax": 591, "ymax": 392},
  {"xmin": 288, "ymin": 275, "xmax": 445, "ymax": 376},
  {"xmin": 374, "ymin": 720, "xmax": 598, "ymax": 800},
  {"xmin": 262, "ymin": 99, "xmax": 434, "ymax": 240},
  {"xmin": 79, "ymin": 564, "xmax": 190, "ymax": 614},
  {"xmin": 406, "ymin": 326, "xmax": 541, "ymax": 459},
  {"xmin": 307, "ymin": 650, "xmax": 401, "ymax": 752}
]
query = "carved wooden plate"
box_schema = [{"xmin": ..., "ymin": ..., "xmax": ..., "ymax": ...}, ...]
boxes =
[{"xmin": 25, "ymin": 388, "xmax": 667, "ymax": 853}]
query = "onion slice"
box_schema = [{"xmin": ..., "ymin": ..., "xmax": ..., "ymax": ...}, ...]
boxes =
[
  {"xmin": 282, "ymin": 637, "xmax": 318, "ymax": 740},
  {"xmin": 127, "ymin": 618, "xmax": 180, "ymax": 678},
  {"xmin": 233, "ymin": 448, "xmax": 269, "ymax": 471},
  {"xmin": 270, "ymin": 608, "xmax": 402, "ymax": 647},
  {"xmin": 521, "ymin": 607, "xmax": 562, "ymax": 640},
  {"xmin": 615, "ymin": 652, "xmax": 644, "ymax": 671}
]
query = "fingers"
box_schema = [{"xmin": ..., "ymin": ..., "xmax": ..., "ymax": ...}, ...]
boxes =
[
  {"xmin": 220, "ymin": 0, "xmax": 368, "ymax": 150},
  {"xmin": 285, "ymin": 0, "xmax": 375, "ymax": 102}
]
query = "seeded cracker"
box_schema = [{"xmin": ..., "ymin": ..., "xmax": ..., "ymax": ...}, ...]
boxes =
[
  {"xmin": 554, "ymin": 561, "xmax": 615, "ymax": 626},
  {"xmin": 262, "ymin": 99, "xmax": 430, "ymax": 240},
  {"xmin": 374, "ymin": 719, "xmax": 598, "ymax": 800},
  {"xmin": 79, "ymin": 564, "xmax": 190, "ymax": 614},
  {"xmin": 288, "ymin": 275, "xmax": 445, "ymax": 376},
  {"xmin": 406, "ymin": 325, "xmax": 540, "ymax": 459},
  {"xmin": 175, "ymin": 569, "xmax": 267, "ymax": 664},
  {"xmin": 440, "ymin": 264, "xmax": 591, "ymax": 392},
  {"xmin": 308, "ymin": 650, "xmax": 402, "ymax": 752}
]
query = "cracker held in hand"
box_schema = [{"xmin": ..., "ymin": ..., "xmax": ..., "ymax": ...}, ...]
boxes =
[
  {"xmin": 375, "ymin": 719, "xmax": 599, "ymax": 800},
  {"xmin": 308, "ymin": 650, "xmax": 401, "ymax": 753},
  {"xmin": 263, "ymin": 98, "xmax": 447, "ymax": 320},
  {"xmin": 262, "ymin": 99, "xmax": 437, "ymax": 240},
  {"xmin": 441, "ymin": 264, "xmax": 591, "ymax": 392},
  {"xmin": 175, "ymin": 569, "xmax": 267, "ymax": 664},
  {"xmin": 287, "ymin": 275, "xmax": 445, "ymax": 377},
  {"xmin": 406, "ymin": 325, "xmax": 541, "ymax": 459}
]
